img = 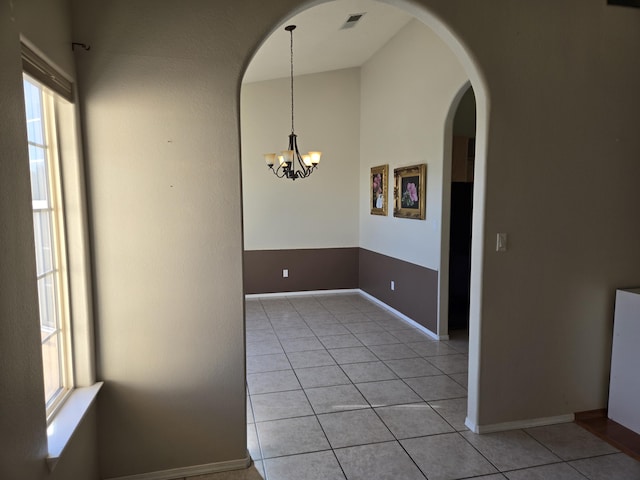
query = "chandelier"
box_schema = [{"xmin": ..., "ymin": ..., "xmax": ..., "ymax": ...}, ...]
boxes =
[{"xmin": 263, "ymin": 25, "xmax": 321, "ymax": 180}]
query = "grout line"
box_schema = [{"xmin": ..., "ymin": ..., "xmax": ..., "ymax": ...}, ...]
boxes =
[
  {"xmin": 249, "ymin": 292, "xmax": 476, "ymax": 479},
  {"xmin": 451, "ymin": 430, "xmax": 504, "ymax": 475},
  {"xmin": 271, "ymin": 298, "xmax": 351, "ymax": 479}
]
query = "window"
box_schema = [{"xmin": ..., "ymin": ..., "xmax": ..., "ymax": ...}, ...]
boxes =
[
  {"xmin": 23, "ymin": 76, "xmax": 74, "ymax": 416},
  {"xmin": 21, "ymin": 44, "xmax": 100, "ymax": 465}
]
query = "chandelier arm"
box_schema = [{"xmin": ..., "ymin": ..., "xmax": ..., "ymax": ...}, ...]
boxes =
[
  {"xmin": 293, "ymin": 152, "xmax": 309, "ymax": 179},
  {"xmin": 289, "ymin": 132, "xmax": 310, "ymax": 178},
  {"xmin": 272, "ymin": 163, "xmax": 289, "ymax": 179}
]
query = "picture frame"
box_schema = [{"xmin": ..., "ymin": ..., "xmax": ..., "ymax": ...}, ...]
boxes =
[
  {"xmin": 370, "ymin": 164, "xmax": 388, "ymax": 216},
  {"xmin": 394, "ymin": 164, "xmax": 426, "ymax": 220}
]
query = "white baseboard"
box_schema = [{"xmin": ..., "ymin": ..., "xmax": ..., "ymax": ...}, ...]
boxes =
[
  {"xmin": 245, "ymin": 289, "xmax": 360, "ymax": 299},
  {"xmin": 465, "ymin": 413, "xmax": 575, "ymax": 434},
  {"xmin": 105, "ymin": 455, "xmax": 251, "ymax": 480},
  {"xmin": 357, "ymin": 290, "xmax": 447, "ymax": 340}
]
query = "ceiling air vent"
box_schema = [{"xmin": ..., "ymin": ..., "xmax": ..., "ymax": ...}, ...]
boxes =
[{"xmin": 341, "ymin": 13, "xmax": 366, "ymax": 29}]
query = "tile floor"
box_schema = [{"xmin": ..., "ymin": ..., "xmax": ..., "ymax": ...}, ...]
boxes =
[{"xmin": 199, "ymin": 292, "xmax": 640, "ymax": 480}]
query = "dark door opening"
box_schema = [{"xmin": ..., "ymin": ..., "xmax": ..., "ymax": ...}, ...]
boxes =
[{"xmin": 448, "ymin": 87, "xmax": 476, "ymax": 331}]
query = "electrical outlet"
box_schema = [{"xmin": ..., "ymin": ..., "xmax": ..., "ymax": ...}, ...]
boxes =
[
  {"xmin": 391, "ymin": 280, "xmax": 395, "ymax": 291},
  {"xmin": 283, "ymin": 269, "xmax": 289, "ymax": 278}
]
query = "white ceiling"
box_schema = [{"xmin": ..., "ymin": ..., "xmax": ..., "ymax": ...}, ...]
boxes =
[{"xmin": 243, "ymin": 0, "xmax": 412, "ymax": 84}]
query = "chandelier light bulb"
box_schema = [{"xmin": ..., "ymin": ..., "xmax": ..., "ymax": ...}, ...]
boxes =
[
  {"xmin": 264, "ymin": 153, "xmax": 276, "ymax": 167},
  {"xmin": 308, "ymin": 151, "xmax": 322, "ymax": 165}
]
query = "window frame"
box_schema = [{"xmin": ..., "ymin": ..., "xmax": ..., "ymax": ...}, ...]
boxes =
[{"xmin": 24, "ymin": 75, "xmax": 75, "ymax": 419}]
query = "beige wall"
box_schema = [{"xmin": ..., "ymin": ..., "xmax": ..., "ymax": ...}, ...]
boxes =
[
  {"xmin": 3, "ymin": 0, "xmax": 640, "ymax": 478},
  {"xmin": 0, "ymin": 0, "xmax": 99, "ymax": 478},
  {"xmin": 242, "ymin": 68, "xmax": 360, "ymax": 250},
  {"xmin": 430, "ymin": 0, "xmax": 640, "ymax": 429},
  {"xmin": 359, "ymin": 18, "xmax": 468, "ymax": 270},
  {"xmin": 71, "ymin": 0, "xmax": 250, "ymax": 476}
]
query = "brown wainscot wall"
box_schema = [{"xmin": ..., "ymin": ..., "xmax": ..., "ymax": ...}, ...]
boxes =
[
  {"xmin": 358, "ymin": 248, "xmax": 438, "ymax": 333},
  {"xmin": 244, "ymin": 247, "xmax": 438, "ymax": 334},
  {"xmin": 243, "ymin": 248, "xmax": 360, "ymax": 294}
]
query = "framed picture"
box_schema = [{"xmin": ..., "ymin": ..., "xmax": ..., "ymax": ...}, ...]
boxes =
[
  {"xmin": 370, "ymin": 164, "xmax": 388, "ymax": 216},
  {"xmin": 394, "ymin": 164, "xmax": 426, "ymax": 220}
]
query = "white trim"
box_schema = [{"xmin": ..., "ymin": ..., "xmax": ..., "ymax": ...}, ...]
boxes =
[
  {"xmin": 47, "ymin": 382, "xmax": 103, "ymax": 471},
  {"xmin": 358, "ymin": 290, "xmax": 448, "ymax": 341},
  {"xmin": 464, "ymin": 413, "xmax": 575, "ymax": 434},
  {"xmin": 245, "ymin": 289, "xmax": 360, "ymax": 299},
  {"xmin": 104, "ymin": 456, "xmax": 251, "ymax": 480},
  {"xmin": 247, "ymin": 289, "xmax": 448, "ymax": 341}
]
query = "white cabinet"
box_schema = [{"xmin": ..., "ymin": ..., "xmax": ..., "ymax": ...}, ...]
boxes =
[{"xmin": 608, "ymin": 288, "xmax": 640, "ymax": 434}]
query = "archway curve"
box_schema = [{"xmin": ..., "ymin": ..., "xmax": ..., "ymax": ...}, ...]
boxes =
[{"xmin": 239, "ymin": 0, "xmax": 490, "ymax": 432}]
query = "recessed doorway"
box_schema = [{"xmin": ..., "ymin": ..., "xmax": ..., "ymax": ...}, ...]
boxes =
[{"xmin": 448, "ymin": 86, "xmax": 476, "ymax": 332}]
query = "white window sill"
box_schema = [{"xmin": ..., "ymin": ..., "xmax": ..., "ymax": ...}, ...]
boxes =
[{"xmin": 46, "ymin": 382, "xmax": 103, "ymax": 471}]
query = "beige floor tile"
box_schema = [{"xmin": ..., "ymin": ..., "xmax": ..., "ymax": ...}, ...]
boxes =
[
  {"xmin": 287, "ymin": 350, "xmax": 336, "ymax": 368},
  {"xmin": 461, "ymin": 430, "xmax": 560, "ymax": 471},
  {"xmin": 355, "ymin": 379, "xmax": 422, "ymax": 407},
  {"xmin": 428, "ymin": 397, "xmax": 468, "ymax": 431},
  {"xmin": 426, "ymin": 354, "xmax": 469, "ymax": 374},
  {"xmin": 247, "ymin": 370, "xmax": 301, "ymax": 395},
  {"xmin": 340, "ymin": 361, "xmax": 397, "ymax": 383},
  {"xmin": 404, "ymin": 375, "xmax": 467, "ymax": 402},
  {"xmin": 189, "ymin": 464, "xmax": 264, "ymax": 480},
  {"xmin": 401, "ymin": 433, "xmax": 498, "ymax": 480},
  {"xmin": 295, "ymin": 365, "xmax": 351, "ymax": 388},
  {"xmin": 318, "ymin": 408, "xmax": 394, "ymax": 448},
  {"xmin": 525, "ymin": 422, "xmax": 619, "ymax": 460},
  {"xmin": 570, "ymin": 453, "xmax": 640, "ymax": 480},
  {"xmin": 318, "ymin": 334, "xmax": 363, "ymax": 349},
  {"xmin": 375, "ymin": 403, "xmax": 454, "ymax": 439},
  {"xmin": 367, "ymin": 343, "xmax": 420, "ymax": 360},
  {"xmin": 305, "ymin": 384, "xmax": 369, "ymax": 414},
  {"xmin": 256, "ymin": 416, "xmax": 330, "ymax": 459},
  {"xmin": 505, "ymin": 462, "xmax": 586, "ymax": 480},
  {"xmin": 264, "ymin": 451, "xmax": 345, "ymax": 480},
  {"xmin": 328, "ymin": 346, "xmax": 378, "ymax": 364},
  {"xmin": 250, "ymin": 390, "xmax": 312, "ymax": 422},
  {"xmin": 335, "ymin": 441, "xmax": 427, "ymax": 480},
  {"xmin": 246, "ymin": 353, "xmax": 291, "ymax": 374},
  {"xmin": 384, "ymin": 357, "xmax": 442, "ymax": 378}
]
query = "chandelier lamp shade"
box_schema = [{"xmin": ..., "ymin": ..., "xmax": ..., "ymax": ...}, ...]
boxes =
[{"xmin": 263, "ymin": 25, "xmax": 322, "ymax": 180}]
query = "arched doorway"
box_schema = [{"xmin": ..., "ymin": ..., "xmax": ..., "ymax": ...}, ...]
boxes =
[{"xmin": 241, "ymin": 0, "xmax": 489, "ymax": 440}]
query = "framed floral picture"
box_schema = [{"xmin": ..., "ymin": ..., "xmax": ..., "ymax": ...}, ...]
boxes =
[
  {"xmin": 370, "ymin": 164, "xmax": 388, "ymax": 216},
  {"xmin": 394, "ymin": 164, "xmax": 426, "ymax": 220}
]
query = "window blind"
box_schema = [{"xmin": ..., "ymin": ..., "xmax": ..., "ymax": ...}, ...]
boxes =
[{"xmin": 21, "ymin": 43, "xmax": 74, "ymax": 103}]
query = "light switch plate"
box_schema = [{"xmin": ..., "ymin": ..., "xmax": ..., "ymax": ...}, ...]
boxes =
[{"xmin": 496, "ymin": 233, "xmax": 508, "ymax": 252}]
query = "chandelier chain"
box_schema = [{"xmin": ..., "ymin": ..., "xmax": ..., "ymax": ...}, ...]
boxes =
[{"xmin": 290, "ymin": 27, "xmax": 295, "ymax": 134}]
